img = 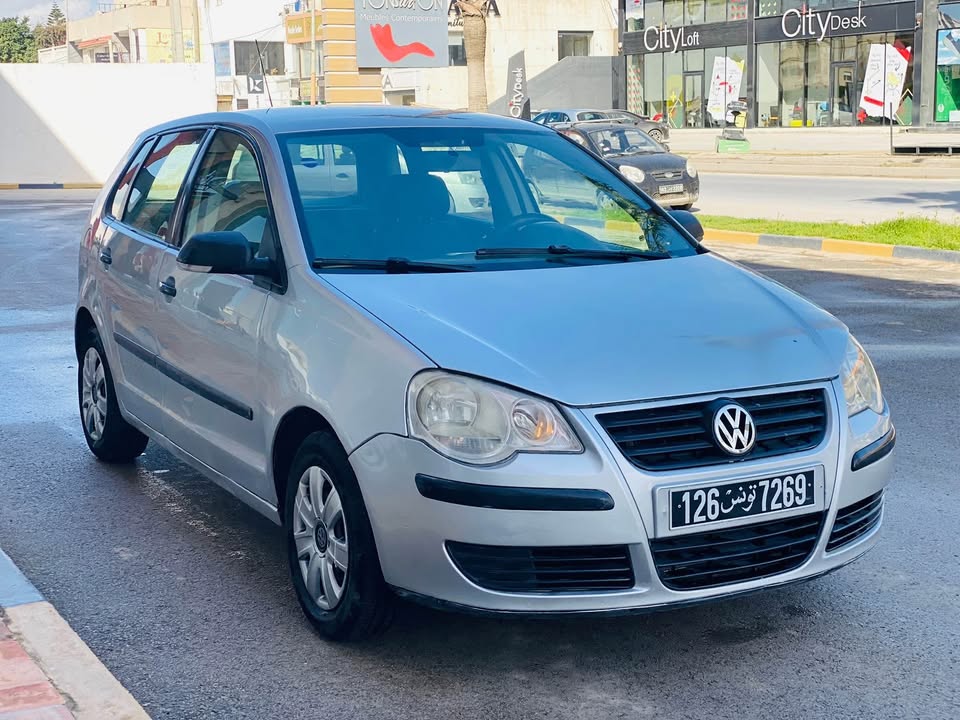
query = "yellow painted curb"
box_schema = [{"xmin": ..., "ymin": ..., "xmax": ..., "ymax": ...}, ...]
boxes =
[
  {"xmin": 0, "ymin": 184, "xmax": 17, "ymax": 190},
  {"xmin": 62, "ymin": 183, "xmax": 101, "ymax": 190},
  {"xmin": 703, "ymin": 229, "xmax": 760, "ymax": 245},
  {"xmin": 821, "ymin": 238, "xmax": 895, "ymax": 257}
]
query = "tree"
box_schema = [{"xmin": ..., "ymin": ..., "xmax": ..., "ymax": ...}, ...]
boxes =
[
  {"xmin": 47, "ymin": 3, "xmax": 65, "ymax": 25},
  {"xmin": 0, "ymin": 17, "xmax": 36, "ymax": 62},
  {"xmin": 456, "ymin": 1, "xmax": 489, "ymax": 113},
  {"xmin": 36, "ymin": 3, "xmax": 66, "ymax": 49}
]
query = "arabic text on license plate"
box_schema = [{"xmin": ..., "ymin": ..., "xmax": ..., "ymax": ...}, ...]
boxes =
[
  {"xmin": 670, "ymin": 471, "xmax": 816, "ymax": 529},
  {"xmin": 659, "ymin": 183, "xmax": 684, "ymax": 194}
]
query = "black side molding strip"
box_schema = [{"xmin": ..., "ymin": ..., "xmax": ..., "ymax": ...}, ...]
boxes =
[
  {"xmin": 415, "ymin": 474, "xmax": 614, "ymax": 512},
  {"xmin": 851, "ymin": 426, "xmax": 896, "ymax": 471},
  {"xmin": 113, "ymin": 332, "xmax": 253, "ymax": 421}
]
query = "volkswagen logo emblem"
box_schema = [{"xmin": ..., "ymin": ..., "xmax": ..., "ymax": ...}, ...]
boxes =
[
  {"xmin": 664, "ymin": 172, "xmax": 673, "ymax": 178},
  {"xmin": 712, "ymin": 402, "xmax": 756, "ymax": 456}
]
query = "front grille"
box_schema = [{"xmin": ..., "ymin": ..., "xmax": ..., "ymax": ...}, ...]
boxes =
[
  {"xmin": 597, "ymin": 389, "xmax": 828, "ymax": 471},
  {"xmin": 827, "ymin": 491, "xmax": 883, "ymax": 552},
  {"xmin": 446, "ymin": 542, "xmax": 634, "ymax": 594},
  {"xmin": 650, "ymin": 512, "xmax": 823, "ymax": 591},
  {"xmin": 650, "ymin": 170, "xmax": 684, "ymax": 181}
]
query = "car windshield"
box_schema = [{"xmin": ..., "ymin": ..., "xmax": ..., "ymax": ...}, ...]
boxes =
[
  {"xmin": 589, "ymin": 128, "xmax": 662, "ymax": 156},
  {"xmin": 279, "ymin": 127, "xmax": 696, "ymax": 272}
]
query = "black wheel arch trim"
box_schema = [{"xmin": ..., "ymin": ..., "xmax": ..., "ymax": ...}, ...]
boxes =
[
  {"xmin": 414, "ymin": 474, "xmax": 614, "ymax": 511},
  {"xmin": 113, "ymin": 332, "xmax": 253, "ymax": 420},
  {"xmin": 851, "ymin": 426, "xmax": 896, "ymax": 471}
]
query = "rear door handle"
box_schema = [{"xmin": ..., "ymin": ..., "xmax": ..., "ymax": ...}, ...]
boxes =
[
  {"xmin": 159, "ymin": 276, "xmax": 177, "ymax": 297},
  {"xmin": 335, "ymin": 172, "xmax": 349, "ymax": 179},
  {"xmin": 99, "ymin": 247, "xmax": 112, "ymax": 265}
]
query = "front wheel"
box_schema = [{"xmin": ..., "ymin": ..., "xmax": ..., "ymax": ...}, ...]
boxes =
[
  {"xmin": 77, "ymin": 327, "xmax": 149, "ymax": 463},
  {"xmin": 285, "ymin": 431, "xmax": 393, "ymax": 641}
]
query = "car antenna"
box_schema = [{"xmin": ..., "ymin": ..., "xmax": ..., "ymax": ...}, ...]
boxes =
[{"xmin": 254, "ymin": 38, "xmax": 274, "ymax": 108}]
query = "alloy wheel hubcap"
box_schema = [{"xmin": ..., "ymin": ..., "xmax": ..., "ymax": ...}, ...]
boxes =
[
  {"xmin": 81, "ymin": 347, "xmax": 107, "ymax": 442},
  {"xmin": 293, "ymin": 466, "xmax": 348, "ymax": 610}
]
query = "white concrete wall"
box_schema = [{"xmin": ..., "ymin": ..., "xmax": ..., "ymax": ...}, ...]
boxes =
[
  {"xmin": 413, "ymin": 0, "xmax": 618, "ymax": 109},
  {"xmin": 0, "ymin": 63, "xmax": 216, "ymax": 185}
]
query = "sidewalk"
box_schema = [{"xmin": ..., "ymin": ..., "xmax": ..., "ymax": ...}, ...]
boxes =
[{"xmin": 0, "ymin": 551, "xmax": 149, "ymax": 720}]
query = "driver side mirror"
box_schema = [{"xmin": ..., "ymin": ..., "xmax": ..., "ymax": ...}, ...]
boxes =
[
  {"xmin": 669, "ymin": 209, "xmax": 704, "ymax": 242},
  {"xmin": 177, "ymin": 231, "xmax": 274, "ymax": 277}
]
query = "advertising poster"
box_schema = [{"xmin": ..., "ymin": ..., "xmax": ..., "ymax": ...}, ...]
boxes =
[
  {"xmin": 859, "ymin": 43, "xmax": 910, "ymax": 119},
  {"xmin": 706, "ymin": 56, "xmax": 743, "ymax": 123},
  {"xmin": 355, "ymin": 0, "xmax": 448, "ymax": 68}
]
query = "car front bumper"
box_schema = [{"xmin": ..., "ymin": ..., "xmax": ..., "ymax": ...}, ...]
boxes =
[{"xmin": 349, "ymin": 379, "xmax": 893, "ymax": 614}]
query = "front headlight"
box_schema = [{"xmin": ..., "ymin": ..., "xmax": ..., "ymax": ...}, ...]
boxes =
[
  {"xmin": 686, "ymin": 160, "xmax": 698, "ymax": 178},
  {"xmin": 841, "ymin": 336, "xmax": 883, "ymax": 417},
  {"xmin": 619, "ymin": 165, "xmax": 645, "ymax": 184},
  {"xmin": 407, "ymin": 371, "xmax": 582, "ymax": 465}
]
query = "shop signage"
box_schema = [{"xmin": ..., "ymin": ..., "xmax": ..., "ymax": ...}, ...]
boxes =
[
  {"xmin": 622, "ymin": 20, "xmax": 748, "ymax": 55},
  {"xmin": 356, "ymin": 0, "xmax": 449, "ymax": 68},
  {"xmin": 643, "ymin": 25, "xmax": 701, "ymax": 53},
  {"xmin": 755, "ymin": 1, "xmax": 916, "ymax": 43},
  {"xmin": 504, "ymin": 50, "xmax": 530, "ymax": 119},
  {"xmin": 284, "ymin": 15, "xmax": 322, "ymax": 44}
]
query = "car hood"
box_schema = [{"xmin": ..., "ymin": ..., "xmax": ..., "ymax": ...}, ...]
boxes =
[
  {"xmin": 322, "ymin": 253, "xmax": 848, "ymax": 407},
  {"xmin": 610, "ymin": 152, "xmax": 686, "ymax": 173}
]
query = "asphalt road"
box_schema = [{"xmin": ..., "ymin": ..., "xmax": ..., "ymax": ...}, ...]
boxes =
[
  {"xmin": 696, "ymin": 173, "xmax": 960, "ymax": 223},
  {"xmin": 1, "ymin": 192, "xmax": 959, "ymax": 720}
]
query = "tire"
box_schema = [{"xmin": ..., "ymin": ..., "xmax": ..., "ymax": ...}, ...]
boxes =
[
  {"xmin": 648, "ymin": 128, "xmax": 664, "ymax": 143},
  {"xmin": 77, "ymin": 327, "xmax": 149, "ymax": 463},
  {"xmin": 676, "ymin": 203, "xmax": 694, "ymax": 210},
  {"xmin": 285, "ymin": 431, "xmax": 393, "ymax": 641}
]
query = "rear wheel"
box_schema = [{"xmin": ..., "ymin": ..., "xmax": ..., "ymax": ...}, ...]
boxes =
[
  {"xmin": 285, "ymin": 431, "xmax": 393, "ymax": 641},
  {"xmin": 648, "ymin": 128, "xmax": 664, "ymax": 143},
  {"xmin": 77, "ymin": 328, "xmax": 149, "ymax": 462}
]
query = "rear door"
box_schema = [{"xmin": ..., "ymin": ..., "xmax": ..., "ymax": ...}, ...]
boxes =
[
  {"xmin": 152, "ymin": 129, "xmax": 276, "ymax": 499},
  {"xmin": 98, "ymin": 129, "xmax": 206, "ymax": 431}
]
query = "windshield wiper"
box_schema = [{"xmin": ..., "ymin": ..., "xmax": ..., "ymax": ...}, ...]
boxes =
[
  {"xmin": 311, "ymin": 257, "xmax": 471, "ymax": 273},
  {"xmin": 475, "ymin": 245, "xmax": 668, "ymax": 261}
]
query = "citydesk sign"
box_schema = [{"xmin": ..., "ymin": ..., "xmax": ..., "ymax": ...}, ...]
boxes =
[
  {"xmin": 755, "ymin": 1, "xmax": 914, "ymax": 44},
  {"xmin": 643, "ymin": 25, "xmax": 702, "ymax": 53},
  {"xmin": 781, "ymin": 6, "xmax": 866, "ymax": 42}
]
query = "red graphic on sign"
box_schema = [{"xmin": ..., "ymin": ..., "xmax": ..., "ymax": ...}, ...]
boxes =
[{"xmin": 370, "ymin": 23, "xmax": 435, "ymax": 62}]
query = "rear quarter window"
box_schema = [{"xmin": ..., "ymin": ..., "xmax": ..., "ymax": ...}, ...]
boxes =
[{"xmin": 109, "ymin": 141, "xmax": 153, "ymax": 219}]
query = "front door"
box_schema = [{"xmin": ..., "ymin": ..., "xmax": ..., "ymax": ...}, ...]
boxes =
[
  {"xmin": 683, "ymin": 72, "xmax": 705, "ymax": 128},
  {"xmin": 830, "ymin": 63, "xmax": 857, "ymax": 126},
  {"xmin": 98, "ymin": 130, "xmax": 206, "ymax": 431},
  {"xmin": 153, "ymin": 129, "xmax": 276, "ymax": 501}
]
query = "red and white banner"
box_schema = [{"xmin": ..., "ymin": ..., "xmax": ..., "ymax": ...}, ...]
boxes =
[{"xmin": 859, "ymin": 43, "xmax": 911, "ymax": 119}]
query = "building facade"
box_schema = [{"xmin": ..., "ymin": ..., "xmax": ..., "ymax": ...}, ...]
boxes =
[{"xmin": 620, "ymin": 0, "xmax": 934, "ymax": 128}]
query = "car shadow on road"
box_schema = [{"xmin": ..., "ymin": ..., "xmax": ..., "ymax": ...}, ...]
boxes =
[{"xmin": 864, "ymin": 190, "xmax": 960, "ymax": 216}]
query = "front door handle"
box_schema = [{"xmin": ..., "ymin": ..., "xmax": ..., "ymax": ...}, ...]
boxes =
[
  {"xmin": 99, "ymin": 247, "xmax": 112, "ymax": 265},
  {"xmin": 335, "ymin": 172, "xmax": 349, "ymax": 179},
  {"xmin": 159, "ymin": 276, "xmax": 177, "ymax": 297}
]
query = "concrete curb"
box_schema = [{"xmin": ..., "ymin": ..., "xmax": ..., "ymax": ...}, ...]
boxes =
[
  {"xmin": 0, "ymin": 550, "xmax": 151, "ymax": 720},
  {"xmin": 702, "ymin": 228, "xmax": 960, "ymax": 264}
]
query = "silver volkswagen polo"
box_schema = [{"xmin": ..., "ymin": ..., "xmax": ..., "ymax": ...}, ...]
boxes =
[{"xmin": 76, "ymin": 107, "xmax": 894, "ymax": 641}]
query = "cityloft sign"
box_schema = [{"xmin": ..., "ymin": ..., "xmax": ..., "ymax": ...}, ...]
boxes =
[
  {"xmin": 755, "ymin": 1, "xmax": 915, "ymax": 44},
  {"xmin": 781, "ymin": 6, "xmax": 867, "ymax": 42},
  {"xmin": 643, "ymin": 25, "xmax": 701, "ymax": 53}
]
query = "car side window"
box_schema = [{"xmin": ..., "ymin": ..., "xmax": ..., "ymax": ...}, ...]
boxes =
[
  {"xmin": 181, "ymin": 131, "xmax": 274, "ymax": 258},
  {"xmin": 122, "ymin": 130, "xmax": 205, "ymax": 241},
  {"xmin": 109, "ymin": 141, "xmax": 153, "ymax": 219}
]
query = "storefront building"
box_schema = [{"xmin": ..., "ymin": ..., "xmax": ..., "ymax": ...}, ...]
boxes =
[{"xmin": 621, "ymin": 0, "xmax": 923, "ymax": 128}]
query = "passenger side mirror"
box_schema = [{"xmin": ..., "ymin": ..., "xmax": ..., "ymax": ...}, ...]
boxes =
[
  {"xmin": 177, "ymin": 232, "xmax": 274, "ymax": 277},
  {"xmin": 669, "ymin": 209, "xmax": 704, "ymax": 242}
]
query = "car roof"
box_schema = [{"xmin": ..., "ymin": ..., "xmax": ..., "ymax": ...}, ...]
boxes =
[{"xmin": 138, "ymin": 105, "xmax": 549, "ymax": 139}]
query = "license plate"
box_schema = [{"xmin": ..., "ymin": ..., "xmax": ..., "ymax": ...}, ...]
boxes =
[
  {"xmin": 670, "ymin": 470, "xmax": 816, "ymax": 529},
  {"xmin": 659, "ymin": 183, "xmax": 684, "ymax": 194}
]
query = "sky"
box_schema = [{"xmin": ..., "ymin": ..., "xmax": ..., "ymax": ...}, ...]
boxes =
[{"xmin": 1, "ymin": 0, "xmax": 97, "ymax": 25}]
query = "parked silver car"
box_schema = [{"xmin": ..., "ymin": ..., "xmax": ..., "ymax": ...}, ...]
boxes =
[
  {"xmin": 76, "ymin": 107, "xmax": 894, "ymax": 641},
  {"xmin": 533, "ymin": 108, "xmax": 670, "ymax": 144}
]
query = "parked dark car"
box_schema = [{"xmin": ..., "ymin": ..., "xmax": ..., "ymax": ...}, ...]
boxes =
[
  {"xmin": 543, "ymin": 122, "xmax": 697, "ymax": 209},
  {"xmin": 532, "ymin": 108, "xmax": 669, "ymax": 144}
]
